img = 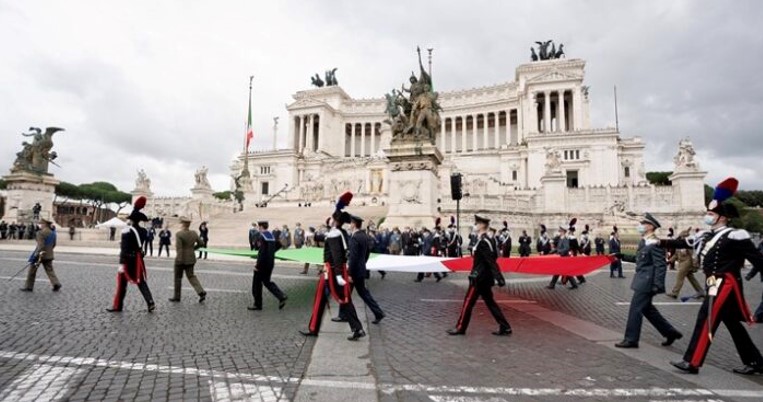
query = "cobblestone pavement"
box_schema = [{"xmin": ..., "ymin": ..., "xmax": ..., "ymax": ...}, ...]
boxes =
[
  {"xmin": 1, "ymin": 250, "xmax": 762, "ymax": 401},
  {"xmin": 0, "ymin": 251, "xmax": 317, "ymax": 401}
]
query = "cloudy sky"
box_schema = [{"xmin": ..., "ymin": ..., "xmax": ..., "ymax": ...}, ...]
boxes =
[{"xmin": 2, "ymin": 0, "xmax": 762, "ymax": 194}]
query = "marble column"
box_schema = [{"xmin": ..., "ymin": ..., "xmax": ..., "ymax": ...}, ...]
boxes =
[
  {"xmin": 461, "ymin": 116, "xmax": 467, "ymax": 152},
  {"xmin": 370, "ymin": 124, "xmax": 376, "ymax": 156},
  {"xmin": 306, "ymin": 114, "xmax": 314, "ymax": 152},
  {"xmin": 350, "ymin": 123, "xmax": 356, "ymax": 158},
  {"xmin": 299, "ymin": 115, "xmax": 306, "ymax": 153},
  {"xmin": 482, "ymin": 114, "xmax": 488, "ymax": 149},
  {"xmin": 360, "ymin": 122, "xmax": 366, "ymax": 157},
  {"xmin": 543, "ymin": 91, "xmax": 551, "ymax": 133},
  {"xmin": 440, "ymin": 118, "xmax": 446, "ymax": 152},
  {"xmin": 573, "ymin": 87, "xmax": 583, "ymax": 131},
  {"xmin": 559, "ymin": 90, "xmax": 566, "ymax": 132},
  {"xmin": 450, "ymin": 118, "xmax": 456, "ymax": 154},
  {"xmin": 493, "ymin": 113, "xmax": 500, "ymax": 149},
  {"xmin": 471, "ymin": 115, "xmax": 477, "ymax": 151},
  {"xmin": 504, "ymin": 111, "xmax": 511, "ymax": 146},
  {"xmin": 517, "ymin": 107, "xmax": 524, "ymax": 143}
]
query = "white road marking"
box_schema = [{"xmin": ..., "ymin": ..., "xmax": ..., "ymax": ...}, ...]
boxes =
[
  {"xmin": 208, "ymin": 380, "xmax": 282, "ymax": 402},
  {"xmin": 1, "ymin": 350, "xmax": 762, "ymax": 399},
  {"xmin": 0, "ymin": 363, "xmax": 83, "ymax": 402},
  {"xmin": 420, "ymin": 298, "xmax": 536, "ymax": 304},
  {"xmin": 616, "ymin": 302, "xmax": 702, "ymax": 306}
]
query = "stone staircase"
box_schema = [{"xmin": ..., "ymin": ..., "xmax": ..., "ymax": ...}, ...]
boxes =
[{"xmin": 202, "ymin": 205, "xmax": 389, "ymax": 248}]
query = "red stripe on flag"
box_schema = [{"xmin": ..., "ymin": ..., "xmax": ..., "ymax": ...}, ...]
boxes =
[{"xmin": 443, "ymin": 255, "xmax": 614, "ymax": 276}]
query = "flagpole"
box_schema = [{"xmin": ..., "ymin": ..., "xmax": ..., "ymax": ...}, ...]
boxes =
[{"xmin": 245, "ymin": 75, "xmax": 254, "ymax": 153}]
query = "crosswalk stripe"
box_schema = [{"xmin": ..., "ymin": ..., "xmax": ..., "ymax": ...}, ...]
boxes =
[
  {"xmin": 0, "ymin": 363, "xmax": 83, "ymax": 402},
  {"xmin": 208, "ymin": 380, "xmax": 282, "ymax": 402}
]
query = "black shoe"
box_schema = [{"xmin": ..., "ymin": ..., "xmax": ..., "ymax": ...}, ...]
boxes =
[
  {"xmin": 662, "ymin": 332, "xmax": 683, "ymax": 346},
  {"xmin": 671, "ymin": 360, "xmax": 699, "ymax": 374},
  {"xmin": 347, "ymin": 329, "xmax": 366, "ymax": 341},
  {"xmin": 755, "ymin": 317, "xmax": 763, "ymax": 324},
  {"xmin": 279, "ymin": 297, "xmax": 287, "ymax": 310},
  {"xmin": 446, "ymin": 328, "xmax": 465, "ymax": 336},
  {"xmin": 618, "ymin": 276, "xmax": 626, "ymax": 279},
  {"xmin": 105, "ymin": 308, "xmax": 122, "ymax": 312},
  {"xmin": 147, "ymin": 303, "xmax": 156, "ymax": 313},
  {"xmin": 436, "ymin": 276, "xmax": 443, "ymax": 283},
  {"xmin": 299, "ymin": 330, "xmax": 318, "ymax": 337},
  {"xmin": 380, "ymin": 272, "xmax": 386, "ymax": 279},
  {"xmin": 545, "ymin": 285, "xmax": 555, "ymax": 289},
  {"xmin": 300, "ymin": 271, "xmax": 308, "ymax": 275},
  {"xmin": 569, "ymin": 285, "xmax": 579, "ymax": 290},
  {"xmin": 414, "ymin": 279, "xmax": 422, "ymax": 283},
  {"xmin": 19, "ymin": 288, "xmax": 33, "ymax": 292},
  {"xmin": 614, "ymin": 340, "xmax": 639, "ymax": 348},
  {"xmin": 372, "ymin": 314, "xmax": 386, "ymax": 325},
  {"xmin": 198, "ymin": 292, "xmax": 207, "ymax": 303},
  {"xmin": 168, "ymin": 298, "xmax": 181, "ymax": 302},
  {"xmin": 492, "ymin": 328, "xmax": 512, "ymax": 336},
  {"xmin": 52, "ymin": 284, "xmax": 61, "ymax": 292},
  {"xmin": 248, "ymin": 306, "xmax": 262, "ymax": 311},
  {"xmin": 732, "ymin": 364, "xmax": 763, "ymax": 375},
  {"xmin": 666, "ymin": 293, "xmax": 678, "ymax": 299},
  {"xmin": 610, "ymin": 274, "xmax": 615, "ymax": 278},
  {"xmin": 331, "ymin": 317, "xmax": 347, "ymax": 323},
  {"xmin": 578, "ymin": 278, "xmax": 586, "ymax": 284}
]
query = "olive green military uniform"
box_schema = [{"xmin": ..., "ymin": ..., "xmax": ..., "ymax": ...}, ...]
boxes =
[
  {"xmin": 25, "ymin": 226, "xmax": 61, "ymax": 290},
  {"xmin": 173, "ymin": 228, "xmax": 206, "ymax": 299}
]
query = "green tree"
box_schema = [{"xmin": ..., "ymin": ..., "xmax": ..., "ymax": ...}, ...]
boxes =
[
  {"xmin": 55, "ymin": 181, "xmax": 131, "ymax": 222},
  {"xmin": 0, "ymin": 179, "xmax": 6, "ymax": 190},
  {"xmin": 646, "ymin": 171, "xmax": 672, "ymax": 186},
  {"xmin": 213, "ymin": 191, "xmax": 231, "ymax": 201},
  {"xmin": 704, "ymin": 185, "xmax": 714, "ymax": 206},
  {"xmin": 736, "ymin": 190, "xmax": 763, "ymax": 208}
]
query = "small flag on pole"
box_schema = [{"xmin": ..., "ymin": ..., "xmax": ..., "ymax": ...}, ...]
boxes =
[{"xmin": 245, "ymin": 76, "xmax": 254, "ymax": 151}]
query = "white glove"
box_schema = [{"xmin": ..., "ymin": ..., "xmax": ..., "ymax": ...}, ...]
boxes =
[
  {"xmin": 118, "ymin": 264, "xmax": 125, "ymax": 273},
  {"xmin": 335, "ymin": 275, "xmax": 347, "ymax": 286}
]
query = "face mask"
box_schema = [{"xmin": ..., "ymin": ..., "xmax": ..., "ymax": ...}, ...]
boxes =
[
  {"xmin": 636, "ymin": 224, "xmax": 646, "ymax": 235},
  {"xmin": 488, "ymin": 232, "xmax": 495, "ymax": 239},
  {"xmin": 473, "ymin": 225, "xmax": 479, "ymax": 232},
  {"xmin": 703, "ymin": 214, "xmax": 717, "ymax": 226}
]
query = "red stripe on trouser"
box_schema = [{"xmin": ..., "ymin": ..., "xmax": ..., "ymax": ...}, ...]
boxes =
[
  {"xmin": 456, "ymin": 286, "xmax": 477, "ymax": 331},
  {"xmin": 690, "ymin": 280, "xmax": 733, "ymax": 367},
  {"xmin": 308, "ymin": 276, "xmax": 326, "ymax": 333},
  {"xmin": 111, "ymin": 273, "xmax": 123, "ymax": 310},
  {"xmin": 727, "ymin": 273, "xmax": 754, "ymax": 324}
]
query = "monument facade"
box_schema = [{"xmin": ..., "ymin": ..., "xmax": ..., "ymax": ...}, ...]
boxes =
[{"xmin": 229, "ymin": 44, "xmax": 707, "ymax": 232}]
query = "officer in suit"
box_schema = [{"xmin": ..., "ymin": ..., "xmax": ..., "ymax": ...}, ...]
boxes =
[
  {"xmin": 609, "ymin": 227, "xmax": 625, "ymax": 278},
  {"xmin": 300, "ymin": 197, "xmax": 365, "ymax": 341},
  {"xmin": 447, "ymin": 215, "xmax": 511, "ymax": 336},
  {"xmin": 615, "ymin": 213, "xmax": 682, "ymax": 349},
  {"xmin": 107, "ymin": 197, "xmax": 155, "ymax": 312},
  {"xmin": 339, "ymin": 214, "xmax": 385, "ymax": 324},
  {"xmin": 546, "ymin": 223, "xmax": 579, "ymax": 290},
  {"xmin": 169, "ymin": 216, "xmax": 207, "ymax": 303},
  {"xmin": 197, "ymin": 221, "xmax": 209, "ymax": 260},
  {"xmin": 248, "ymin": 221, "xmax": 288, "ymax": 311},
  {"xmin": 143, "ymin": 225, "xmax": 155, "ymax": 256},
  {"xmin": 518, "ymin": 230, "xmax": 532, "ymax": 257},
  {"xmin": 158, "ymin": 226, "xmax": 172, "ymax": 257},
  {"xmin": 663, "ymin": 178, "xmax": 763, "ymax": 375},
  {"xmin": 21, "ymin": 218, "xmax": 61, "ymax": 292}
]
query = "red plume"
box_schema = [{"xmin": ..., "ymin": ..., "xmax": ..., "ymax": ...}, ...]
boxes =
[
  {"xmin": 335, "ymin": 191, "xmax": 353, "ymax": 211},
  {"xmin": 133, "ymin": 196, "xmax": 147, "ymax": 211}
]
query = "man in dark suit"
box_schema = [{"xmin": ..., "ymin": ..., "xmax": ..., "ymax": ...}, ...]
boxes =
[
  {"xmin": 609, "ymin": 228, "xmax": 625, "ymax": 278},
  {"xmin": 248, "ymin": 221, "xmax": 287, "ymax": 311},
  {"xmin": 447, "ymin": 215, "xmax": 511, "ymax": 336},
  {"xmin": 335, "ymin": 214, "xmax": 385, "ymax": 324},
  {"xmin": 615, "ymin": 213, "xmax": 682, "ymax": 348}
]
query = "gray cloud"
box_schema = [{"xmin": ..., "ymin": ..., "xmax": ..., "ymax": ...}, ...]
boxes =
[{"xmin": 1, "ymin": 0, "xmax": 762, "ymax": 193}]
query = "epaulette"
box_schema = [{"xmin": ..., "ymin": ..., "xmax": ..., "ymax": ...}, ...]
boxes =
[
  {"xmin": 121, "ymin": 227, "xmax": 131, "ymax": 234},
  {"xmin": 644, "ymin": 238, "xmax": 659, "ymax": 246},
  {"xmin": 326, "ymin": 228, "xmax": 343, "ymax": 238},
  {"xmin": 728, "ymin": 229, "xmax": 751, "ymax": 240}
]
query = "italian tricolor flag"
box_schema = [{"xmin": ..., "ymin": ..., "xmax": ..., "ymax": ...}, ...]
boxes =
[{"xmin": 245, "ymin": 96, "xmax": 254, "ymax": 150}]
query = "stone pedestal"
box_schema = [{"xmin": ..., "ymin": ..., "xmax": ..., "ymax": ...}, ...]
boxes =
[
  {"xmin": 1, "ymin": 171, "xmax": 59, "ymax": 223},
  {"xmin": 669, "ymin": 169, "xmax": 707, "ymax": 212},
  {"xmin": 539, "ymin": 172, "xmax": 567, "ymax": 213},
  {"xmin": 382, "ymin": 143, "xmax": 443, "ymax": 229},
  {"xmin": 191, "ymin": 186, "xmax": 214, "ymax": 201}
]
